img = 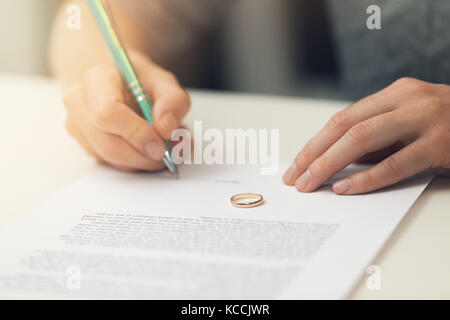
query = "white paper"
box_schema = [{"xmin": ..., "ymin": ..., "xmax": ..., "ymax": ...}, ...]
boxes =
[{"xmin": 0, "ymin": 164, "xmax": 432, "ymax": 299}]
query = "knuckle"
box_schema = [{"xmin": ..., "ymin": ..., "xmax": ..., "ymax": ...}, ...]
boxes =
[
  {"xmin": 155, "ymin": 69, "xmax": 178, "ymax": 84},
  {"xmin": 360, "ymin": 93, "xmax": 377, "ymax": 106},
  {"xmin": 93, "ymin": 102, "xmax": 117, "ymax": 128},
  {"xmin": 346, "ymin": 122, "xmax": 372, "ymax": 145},
  {"xmin": 96, "ymin": 139, "xmax": 118, "ymax": 163},
  {"xmin": 397, "ymin": 77, "xmax": 430, "ymax": 95},
  {"xmin": 423, "ymin": 97, "xmax": 445, "ymax": 116},
  {"xmin": 175, "ymin": 89, "xmax": 191, "ymax": 112},
  {"xmin": 84, "ymin": 65, "xmax": 102, "ymax": 81},
  {"xmin": 164, "ymin": 71, "xmax": 177, "ymax": 83},
  {"xmin": 86, "ymin": 64, "xmax": 113, "ymax": 78},
  {"xmin": 84, "ymin": 64, "xmax": 119, "ymax": 86},
  {"xmin": 382, "ymin": 156, "xmax": 401, "ymax": 177},
  {"xmin": 393, "ymin": 77, "xmax": 416, "ymax": 88},
  {"xmin": 300, "ymin": 142, "xmax": 313, "ymax": 159},
  {"xmin": 415, "ymin": 83, "xmax": 433, "ymax": 96},
  {"xmin": 328, "ymin": 110, "xmax": 351, "ymax": 131},
  {"xmin": 295, "ymin": 142, "xmax": 313, "ymax": 166}
]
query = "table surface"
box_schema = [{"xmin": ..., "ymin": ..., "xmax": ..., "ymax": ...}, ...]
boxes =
[{"xmin": 1, "ymin": 74, "xmax": 449, "ymax": 299}]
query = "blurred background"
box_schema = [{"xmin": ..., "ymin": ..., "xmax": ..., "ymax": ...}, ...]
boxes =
[
  {"xmin": 0, "ymin": 0, "xmax": 60, "ymax": 75},
  {"xmin": 0, "ymin": 0, "xmax": 343, "ymax": 99},
  {"xmin": 1, "ymin": 1, "xmax": 448, "ymax": 101}
]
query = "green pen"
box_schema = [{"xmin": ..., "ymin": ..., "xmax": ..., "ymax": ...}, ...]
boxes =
[{"xmin": 86, "ymin": 0, "xmax": 179, "ymax": 178}]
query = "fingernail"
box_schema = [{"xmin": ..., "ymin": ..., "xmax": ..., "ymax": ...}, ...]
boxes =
[
  {"xmin": 283, "ymin": 163, "xmax": 297, "ymax": 184},
  {"xmin": 145, "ymin": 141, "xmax": 165, "ymax": 161},
  {"xmin": 160, "ymin": 113, "xmax": 179, "ymax": 138},
  {"xmin": 333, "ymin": 178, "xmax": 351, "ymax": 194},
  {"xmin": 295, "ymin": 170, "xmax": 311, "ymax": 190}
]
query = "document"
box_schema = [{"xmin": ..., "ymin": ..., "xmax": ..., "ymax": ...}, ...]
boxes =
[{"xmin": 0, "ymin": 164, "xmax": 432, "ymax": 299}]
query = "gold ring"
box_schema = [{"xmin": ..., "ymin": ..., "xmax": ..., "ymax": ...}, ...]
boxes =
[{"xmin": 230, "ymin": 193, "xmax": 264, "ymax": 208}]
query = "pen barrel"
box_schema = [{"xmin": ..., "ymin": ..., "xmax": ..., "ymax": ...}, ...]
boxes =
[
  {"xmin": 129, "ymin": 80, "xmax": 174, "ymax": 165},
  {"xmin": 87, "ymin": 0, "xmax": 178, "ymax": 175},
  {"xmin": 129, "ymin": 81, "xmax": 153, "ymax": 124}
]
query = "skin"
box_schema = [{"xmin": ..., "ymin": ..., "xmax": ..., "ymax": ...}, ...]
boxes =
[
  {"xmin": 50, "ymin": 2, "xmax": 450, "ymax": 193},
  {"xmin": 49, "ymin": 0, "xmax": 190, "ymax": 172},
  {"xmin": 283, "ymin": 78, "xmax": 450, "ymax": 195},
  {"xmin": 63, "ymin": 54, "xmax": 190, "ymax": 172}
]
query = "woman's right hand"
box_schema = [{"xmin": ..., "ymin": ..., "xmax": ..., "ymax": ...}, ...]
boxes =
[{"xmin": 63, "ymin": 52, "xmax": 190, "ymax": 171}]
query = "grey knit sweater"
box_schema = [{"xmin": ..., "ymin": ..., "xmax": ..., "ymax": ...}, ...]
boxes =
[
  {"xmin": 116, "ymin": 0, "xmax": 450, "ymax": 98},
  {"xmin": 328, "ymin": 0, "xmax": 450, "ymax": 99}
]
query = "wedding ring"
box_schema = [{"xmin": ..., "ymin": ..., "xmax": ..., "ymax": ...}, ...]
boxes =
[{"xmin": 230, "ymin": 193, "xmax": 264, "ymax": 208}]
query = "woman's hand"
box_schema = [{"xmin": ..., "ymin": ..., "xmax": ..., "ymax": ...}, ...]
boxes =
[
  {"xmin": 63, "ymin": 52, "xmax": 190, "ymax": 172},
  {"xmin": 283, "ymin": 78, "xmax": 450, "ymax": 195}
]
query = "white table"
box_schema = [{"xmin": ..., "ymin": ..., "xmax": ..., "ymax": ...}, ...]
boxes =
[{"xmin": 1, "ymin": 74, "xmax": 449, "ymax": 299}]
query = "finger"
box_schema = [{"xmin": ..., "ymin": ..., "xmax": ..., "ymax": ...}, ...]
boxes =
[
  {"xmin": 78, "ymin": 118, "xmax": 165, "ymax": 171},
  {"xmin": 65, "ymin": 82, "xmax": 165, "ymax": 170},
  {"xmin": 111, "ymin": 165, "xmax": 138, "ymax": 173},
  {"xmin": 82, "ymin": 67, "xmax": 166, "ymax": 161},
  {"xmin": 332, "ymin": 138, "xmax": 432, "ymax": 195},
  {"xmin": 66, "ymin": 117, "xmax": 135, "ymax": 172},
  {"xmin": 67, "ymin": 108, "xmax": 135, "ymax": 171},
  {"xmin": 294, "ymin": 110, "xmax": 419, "ymax": 192},
  {"xmin": 356, "ymin": 141, "xmax": 405, "ymax": 164},
  {"xmin": 139, "ymin": 62, "xmax": 191, "ymax": 140},
  {"xmin": 283, "ymin": 86, "xmax": 399, "ymax": 185}
]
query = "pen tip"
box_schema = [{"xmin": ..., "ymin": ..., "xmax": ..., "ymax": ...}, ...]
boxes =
[{"xmin": 162, "ymin": 152, "xmax": 179, "ymax": 179}]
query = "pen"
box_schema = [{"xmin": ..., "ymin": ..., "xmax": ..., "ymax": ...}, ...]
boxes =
[{"xmin": 86, "ymin": 0, "xmax": 179, "ymax": 178}]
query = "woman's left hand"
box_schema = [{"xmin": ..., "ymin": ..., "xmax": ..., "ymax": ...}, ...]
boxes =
[{"xmin": 283, "ymin": 77, "xmax": 450, "ymax": 195}]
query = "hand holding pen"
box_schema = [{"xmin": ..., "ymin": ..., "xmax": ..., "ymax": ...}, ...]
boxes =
[{"xmin": 63, "ymin": 2, "xmax": 190, "ymax": 174}]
